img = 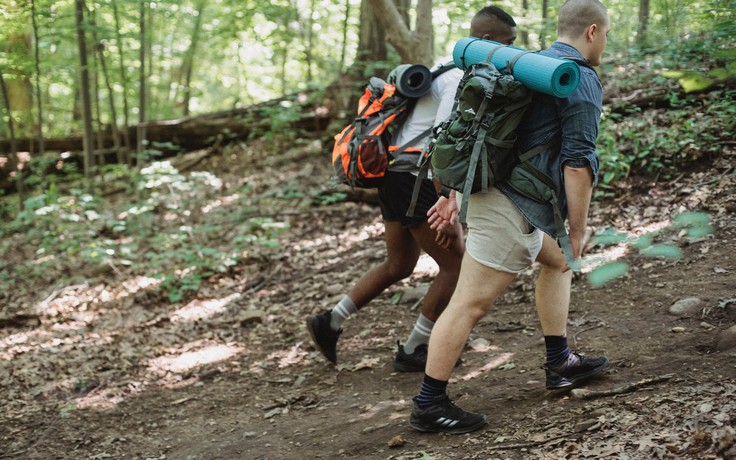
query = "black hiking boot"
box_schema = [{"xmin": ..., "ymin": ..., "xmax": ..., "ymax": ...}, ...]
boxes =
[
  {"xmin": 393, "ymin": 342, "xmax": 428, "ymax": 372},
  {"xmin": 409, "ymin": 393, "xmax": 487, "ymax": 434},
  {"xmin": 545, "ymin": 351, "xmax": 609, "ymax": 390},
  {"xmin": 306, "ymin": 310, "xmax": 341, "ymax": 364}
]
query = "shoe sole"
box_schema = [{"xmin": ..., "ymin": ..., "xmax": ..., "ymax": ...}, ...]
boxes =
[
  {"xmin": 546, "ymin": 359, "xmax": 610, "ymax": 390},
  {"xmin": 305, "ymin": 315, "xmax": 337, "ymax": 364},
  {"xmin": 392, "ymin": 357, "xmax": 462, "ymax": 373},
  {"xmin": 409, "ymin": 415, "xmax": 487, "ymax": 435},
  {"xmin": 393, "ymin": 360, "xmax": 424, "ymax": 372}
]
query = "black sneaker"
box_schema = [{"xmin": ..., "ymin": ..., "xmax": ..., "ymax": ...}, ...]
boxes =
[
  {"xmin": 409, "ymin": 393, "xmax": 486, "ymax": 434},
  {"xmin": 545, "ymin": 351, "xmax": 609, "ymax": 390},
  {"xmin": 393, "ymin": 342, "xmax": 428, "ymax": 372},
  {"xmin": 306, "ymin": 311, "xmax": 341, "ymax": 364}
]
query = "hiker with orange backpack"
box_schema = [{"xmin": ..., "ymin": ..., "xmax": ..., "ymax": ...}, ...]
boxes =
[{"xmin": 307, "ymin": 6, "xmax": 518, "ymax": 371}]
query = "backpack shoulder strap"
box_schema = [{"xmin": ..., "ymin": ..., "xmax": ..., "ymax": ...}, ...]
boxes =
[
  {"xmin": 559, "ymin": 56, "xmax": 598, "ymax": 76},
  {"xmin": 430, "ymin": 62, "xmax": 456, "ymax": 79}
]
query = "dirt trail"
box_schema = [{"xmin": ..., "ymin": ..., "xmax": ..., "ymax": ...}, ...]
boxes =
[{"xmin": 1, "ymin": 142, "xmax": 735, "ymax": 460}]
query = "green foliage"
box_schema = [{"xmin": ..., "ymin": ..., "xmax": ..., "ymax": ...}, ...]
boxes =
[
  {"xmin": 0, "ymin": 161, "xmax": 288, "ymax": 303},
  {"xmin": 588, "ymin": 211, "xmax": 712, "ymax": 286},
  {"xmin": 248, "ymin": 102, "xmax": 304, "ymax": 146},
  {"xmin": 597, "ymin": 89, "xmax": 735, "ymax": 187},
  {"xmin": 660, "ymin": 0, "xmax": 736, "ymax": 91}
]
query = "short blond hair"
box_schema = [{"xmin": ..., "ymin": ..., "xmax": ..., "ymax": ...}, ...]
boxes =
[{"xmin": 558, "ymin": 0, "xmax": 608, "ymax": 38}]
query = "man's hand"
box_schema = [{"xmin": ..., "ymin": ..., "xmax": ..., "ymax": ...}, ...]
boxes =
[
  {"xmin": 427, "ymin": 192, "xmax": 458, "ymax": 233},
  {"xmin": 428, "ymin": 192, "xmax": 461, "ymax": 249}
]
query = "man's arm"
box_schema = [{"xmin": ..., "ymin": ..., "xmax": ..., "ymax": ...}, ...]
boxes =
[{"xmin": 563, "ymin": 165, "xmax": 593, "ymax": 259}]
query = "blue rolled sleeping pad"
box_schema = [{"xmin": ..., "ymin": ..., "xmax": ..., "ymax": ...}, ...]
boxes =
[{"xmin": 453, "ymin": 37, "xmax": 582, "ymax": 98}]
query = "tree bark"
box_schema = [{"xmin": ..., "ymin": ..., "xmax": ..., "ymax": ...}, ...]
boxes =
[
  {"xmin": 637, "ymin": 0, "xmax": 650, "ymax": 45},
  {"xmin": 6, "ymin": 25, "xmax": 34, "ymax": 139},
  {"xmin": 179, "ymin": 0, "xmax": 206, "ymax": 117},
  {"xmin": 137, "ymin": 0, "xmax": 147, "ymax": 159},
  {"xmin": 30, "ymin": 0, "xmax": 45, "ymax": 155},
  {"xmin": 75, "ymin": 0, "xmax": 96, "ymax": 181},
  {"xmin": 0, "ymin": 68, "xmax": 26, "ymax": 208},
  {"xmin": 541, "ymin": 0, "xmax": 549, "ymax": 49},
  {"xmin": 112, "ymin": 0, "xmax": 132, "ymax": 163},
  {"xmin": 367, "ymin": 0, "xmax": 433, "ymax": 66}
]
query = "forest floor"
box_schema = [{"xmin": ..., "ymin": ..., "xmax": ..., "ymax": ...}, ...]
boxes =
[{"xmin": 1, "ymin": 136, "xmax": 735, "ymax": 460}]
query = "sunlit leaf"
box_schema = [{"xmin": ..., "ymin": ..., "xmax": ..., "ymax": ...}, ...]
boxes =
[
  {"xmin": 688, "ymin": 225, "xmax": 713, "ymax": 238},
  {"xmin": 588, "ymin": 262, "xmax": 629, "ymax": 287},
  {"xmin": 640, "ymin": 244, "xmax": 683, "ymax": 259},
  {"xmin": 708, "ymin": 68, "xmax": 730, "ymax": 79},
  {"xmin": 632, "ymin": 234, "xmax": 653, "ymax": 250},
  {"xmin": 592, "ymin": 229, "xmax": 629, "ymax": 246},
  {"xmin": 672, "ymin": 211, "xmax": 711, "ymax": 227},
  {"xmin": 680, "ymin": 74, "xmax": 713, "ymax": 92}
]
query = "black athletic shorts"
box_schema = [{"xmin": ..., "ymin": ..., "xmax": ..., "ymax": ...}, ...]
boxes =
[{"xmin": 378, "ymin": 171, "xmax": 438, "ymax": 228}]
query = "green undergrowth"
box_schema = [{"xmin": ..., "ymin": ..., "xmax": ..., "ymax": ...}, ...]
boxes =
[{"xmin": 0, "ymin": 159, "xmax": 303, "ymax": 303}]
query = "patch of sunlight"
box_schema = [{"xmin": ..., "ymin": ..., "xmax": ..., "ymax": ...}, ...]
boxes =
[
  {"xmin": 413, "ymin": 254, "xmax": 439, "ymax": 277},
  {"xmin": 292, "ymin": 233, "xmax": 340, "ymax": 252},
  {"xmin": 121, "ymin": 275, "xmax": 161, "ymax": 294},
  {"xmin": 202, "ymin": 193, "xmax": 241, "ymax": 214},
  {"xmin": 457, "ymin": 352, "xmax": 514, "ymax": 381},
  {"xmin": 581, "ymin": 244, "xmax": 630, "ymax": 274},
  {"xmin": 266, "ymin": 342, "xmax": 309, "ymax": 368},
  {"xmin": 147, "ymin": 343, "xmax": 243, "ymax": 374},
  {"xmin": 1, "ymin": 330, "xmax": 111, "ymax": 360},
  {"xmin": 74, "ymin": 388, "xmax": 127, "ymax": 410},
  {"xmin": 580, "ymin": 220, "xmax": 670, "ymax": 273},
  {"xmin": 358, "ymin": 221, "xmax": 385, "ymax": 240},
  {"xmin": 359, "ymin": 400, "xmax": 406, "ymax": 419},
  {"xmin": 171, "ymin": 293, "xmax": 241, "ymax": 323}
]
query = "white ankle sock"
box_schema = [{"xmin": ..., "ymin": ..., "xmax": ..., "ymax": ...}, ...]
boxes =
[
  {"xmin": 330, "ymin": 295, "xmax": 357, "ymax": 331},
  {"xmin": 403, "ymin": 313, "xmax": 435, "ymax": 354}
]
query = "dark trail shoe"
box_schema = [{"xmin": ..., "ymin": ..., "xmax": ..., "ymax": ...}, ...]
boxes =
[
  {"xmin": 545, "ymin": 352, "xmax": 609, "ymax": 390},
  {"xmin": 409, "ymin": 393, "xmax": 486, "ymax": 434},
  {"xmin": 306, "ymin": 311, "xmax": 341, "ymax": 364},
  {"xmin": 393, "ymin": 342, "xmax": 428, "ymax": 372}
]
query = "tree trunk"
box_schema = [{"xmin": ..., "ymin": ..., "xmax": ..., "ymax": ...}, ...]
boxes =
[
  {"xmin": 75, "ymin": 0, "xmax": 96, "ymax": 181},
  {"xmin": 179, "ymin": 0, "xmax": 206, "ymax": 117},
  {"xmin": 30, "ymin": 0, "xmax": 45, "ymax": 155},
  {"xmin": 541, "ymin": 0, "xmax": 549, "ymax": 49},
  {"xmin": 89, "ymin": 8, "xmax": 105, "ymax": 152},
  {"xmin": 353, "ymin": 0, "xmax": 389, "ymax": 77},
  {"xmin": 305, "ymin": 0, "xmax": 316, "ymax": 82},
  {"xmin": 521, "ymin": 0, "xmax": 530, "ymax": 48},
  {"xmin": 0, "ymin": 68, "xmax": 26, "ymax": 208},
  {"xmin": 137, "ymin": 0, "xmax": 147, "ymax": 159},
  {"xmin": 6, "ymin": 27, "xmax": 34, "ymax": 140},
  {"xmin": 338, "ymin": 1, "xmax": 351, "ymax": 75},
  {"xmin": 96, "ymin": 41, "xmax": 124, "ymax": 164},
  {"xmin": 367, "ymin": 0, "xmax": 433, "ymax": 66},
  {"xmin": 637, "ymin": 0, "xmax": 650, "ymax": 45},
  {"xmin": 112, "ymin": 0, "xmax": 132, "ymax": 163}
]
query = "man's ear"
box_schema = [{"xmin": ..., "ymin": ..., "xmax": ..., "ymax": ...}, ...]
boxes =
[{"xmin": 586, "ymin": 24, "xmax": 599, "ymax": 43}]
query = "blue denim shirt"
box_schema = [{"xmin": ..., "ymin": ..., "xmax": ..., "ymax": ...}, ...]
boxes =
[{"xmin": 498, "ymin": 41, "xmax": 603, "ymax": 238}]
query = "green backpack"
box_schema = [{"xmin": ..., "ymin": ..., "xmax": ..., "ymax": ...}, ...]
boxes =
[{"xmin": 409, "ymin": 56, "xmax": 593, "ymax": 269}]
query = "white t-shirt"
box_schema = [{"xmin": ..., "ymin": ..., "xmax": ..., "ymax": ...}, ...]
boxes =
[{"xmin": 392, "ymin": 57, "xmax": 463, "ymax": 153}]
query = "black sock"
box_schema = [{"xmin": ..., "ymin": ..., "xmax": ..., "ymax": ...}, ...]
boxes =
[
  {"xmin": 415, "ymin": 374, "xmax": 448, "ymax": 409},
  {"xmin": 545, "ymin": 335, "xmax": 571, "ymax": 366}
]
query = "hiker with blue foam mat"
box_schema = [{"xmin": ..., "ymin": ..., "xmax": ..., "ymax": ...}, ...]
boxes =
[
  {"xmin": 306, "ymin": 6, "xmax": 517, "ymax": 372},
  {"xmin": 409, "ymin": 0, "xmax": 611, "ymax": 435}
]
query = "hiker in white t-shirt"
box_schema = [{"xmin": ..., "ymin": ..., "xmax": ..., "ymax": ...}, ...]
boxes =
[{"xmin": 307, "ymin": 6, "xmax": 518, "ymax": 371}]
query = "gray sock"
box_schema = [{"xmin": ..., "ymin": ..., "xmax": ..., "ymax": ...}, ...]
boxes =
[
  {"xmin": 330, "ymin": 295, "xmax": 357, "ymax": 331},
  {"xmin": 403, "ymin": 313, "xmax": 435, "ymax": 354}
]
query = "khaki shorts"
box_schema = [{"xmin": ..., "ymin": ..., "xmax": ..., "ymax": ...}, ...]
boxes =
[{"xmin": 461, "ymin": 187, "xmax": 543, "ymax": 274}]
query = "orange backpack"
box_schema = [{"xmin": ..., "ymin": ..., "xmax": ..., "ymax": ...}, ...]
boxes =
[{"xmin": 331, "ymin": 65, "xmax": 455, "ymax": 189}]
